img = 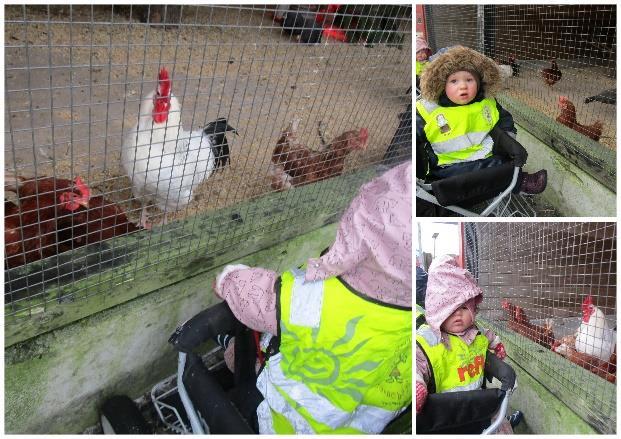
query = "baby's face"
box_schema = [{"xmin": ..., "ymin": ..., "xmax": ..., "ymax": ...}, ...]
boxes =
[
  {"xmin": 445, "ymin": 70, "xmax": 478, "ymax": 105},
  {"xmin": 416, "ymin": 50, "xmax": 429, "ymax": 61},
  {"xmin": 441, "ymin": 305, "xmax": 474, "ymax": 333}
]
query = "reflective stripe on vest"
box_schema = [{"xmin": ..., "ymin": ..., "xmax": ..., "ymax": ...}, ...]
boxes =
[
  {"xmin": 416, "ymin": 303, "xmax": 425, "ymax": 316},
  {"xmin": 416, "ymin": 324, "xmax": 489, "ymax": 393},
  {"xmin": 256, "ymin": 269, "xmax": 412, "ymax": 434},
  {"xmin": 416, "ymin": 97, "xmax": 500, "ymax": 166}
]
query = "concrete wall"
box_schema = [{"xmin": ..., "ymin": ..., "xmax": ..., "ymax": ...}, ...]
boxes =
[
  {"xmin": 516, "ymin": 122, "xmax": 616, "ymax": 217},
  {"xmin": 5, "ymin": 223, "xmax": 337, "ymax": 433}
]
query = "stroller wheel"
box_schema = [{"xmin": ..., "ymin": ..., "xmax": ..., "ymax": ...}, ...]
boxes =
[{"xmin": 100, "ymin": 395, "xmax": 151, "ymax": 434}]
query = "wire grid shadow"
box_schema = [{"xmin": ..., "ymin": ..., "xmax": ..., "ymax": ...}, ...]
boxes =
[
  {"xmin": 422, "ymin": 4, "xmax": 616, "ymax": 188},
  {"xmin": 464, "ymin": 222, "xmax": 616, "ymax": 434},
  {"xmin": 4, "ymin": 5, "xmax": 412, "ymax": 320}
]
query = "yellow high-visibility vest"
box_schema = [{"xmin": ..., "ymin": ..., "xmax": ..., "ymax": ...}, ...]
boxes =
[
  {"xmin": 256, "ymin": 268, "xmax": 412, "ymax": 434},
  {"xmin": 416, "ymin": 323, "xmax": 489, "ymax": 393},
  {"xmin": 416, "ymin": 98, "xmax": 500, "ymax": 166}
]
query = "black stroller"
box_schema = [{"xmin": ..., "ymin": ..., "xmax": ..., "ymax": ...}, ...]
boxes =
[
  {"xmin": 101, "ymin": 296, "xmax": 411, "ymax": 434},
  {"xmin": 416, "ymin": 352, "xmax": 517, "ymax": 434},
  {"xmin": 416, "ymin": 124, "xmax": 537, "ymax": 217}
]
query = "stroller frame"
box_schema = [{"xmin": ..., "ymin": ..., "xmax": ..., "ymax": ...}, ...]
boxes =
[
  {"xmin": 417, "ymin": 167, "xmax": 524, "ymax": 217},
  {"xmin": 151, "ymin": 346, "xmax": 224, "ymax": 434}
]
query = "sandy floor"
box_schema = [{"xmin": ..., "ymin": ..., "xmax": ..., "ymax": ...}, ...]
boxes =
[{"xmin": 5, "ymin": 5, "xmax": 412, "ymax": 224}]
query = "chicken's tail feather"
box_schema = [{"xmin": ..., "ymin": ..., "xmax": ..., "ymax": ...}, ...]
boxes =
[{"xmin": 204, "ymin": 118, "xmax": 237, "ymax": 170}]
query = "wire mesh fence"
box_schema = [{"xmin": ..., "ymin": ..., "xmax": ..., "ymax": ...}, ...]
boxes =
[
  {"xmin": 421, "ymin": 4, "xmax": 616, "ymax": 183},
  {"xmin": 4, "ymin": 5, "xmax": 412, "ymax": 320},
  {"xmin": 464, "ymin": 222, "xmax": 616, "ymax": 434}
]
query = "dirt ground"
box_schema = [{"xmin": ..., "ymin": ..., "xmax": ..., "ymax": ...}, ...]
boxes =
[{"xmin": 5, "ymin": 5, "xmax": 412, "ymax": 224}]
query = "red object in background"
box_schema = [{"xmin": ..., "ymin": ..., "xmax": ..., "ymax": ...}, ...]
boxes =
[
  {"xmin": 316, "ymin": 4, "xmax": 341, "ymax": 24},
  {"xmin": 322, "ymin": 26, "xmax": 347, "ymax": 42},
  {"xmin": 254, "ymin": 331, "xmax": 265, "ymax": 366},
  {"xmin": 416, "ymin": 5, "xmax": 427, "ymax": 40}
]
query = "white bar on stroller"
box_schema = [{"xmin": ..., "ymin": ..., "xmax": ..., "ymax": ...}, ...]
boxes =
[
  {"xmin": 481, "ymin": 391, "xmax": 510, "ymax": 435},
  {"xmin": 416, "ymin": 185, "xmax": 481, "ymax": 217},
  {"xmin": 416, "ymin": 167, "xmax": 520, "ymax": 217},
  {"xmin": 177, "ymin": 352, "xmax": 207, "ymax": 434},
  {"xmin": 479, "ymin": 167, "xmax": 520, "ymax": 216}
]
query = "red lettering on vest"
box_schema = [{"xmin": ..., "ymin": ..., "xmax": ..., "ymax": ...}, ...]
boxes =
[{"xmin": 456, "ymin": 355, "xmax": 486, "ymax": 382}]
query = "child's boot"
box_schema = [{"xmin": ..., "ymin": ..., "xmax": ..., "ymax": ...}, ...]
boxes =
[{"xmin": 519, "ymin": 170, "xmax": 547, "ymax": 194}]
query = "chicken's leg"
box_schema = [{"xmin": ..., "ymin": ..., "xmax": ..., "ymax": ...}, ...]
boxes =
[{"xmin": 140, "ymin": 206, "xmax": 153, "ymax": 230}]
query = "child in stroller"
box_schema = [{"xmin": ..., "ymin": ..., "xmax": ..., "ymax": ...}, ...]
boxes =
[
  {"xmin": 416, "ymin": 254, "xmax": 522, "ymax": 434},
  {"xmin": 416, "ymin": 36, "xmax": 432, "ymax": 91},
  {"xmin": 416, "ymin": 46, "xmax": 547, "ymax": 211},
  {"xmin": 169, "ymin": 162, "xmax": 412, "ymax": 434}
]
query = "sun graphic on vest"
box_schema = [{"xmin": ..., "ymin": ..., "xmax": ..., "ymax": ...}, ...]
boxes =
[{"xmin": 279, "ymin": 315, "xmax": 398, "ymax": 405}]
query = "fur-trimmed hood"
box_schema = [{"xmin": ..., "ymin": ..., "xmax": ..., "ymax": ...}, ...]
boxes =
[{"xmin": 420, "ymin": 46, "xmax": 501, "ymax": 103}]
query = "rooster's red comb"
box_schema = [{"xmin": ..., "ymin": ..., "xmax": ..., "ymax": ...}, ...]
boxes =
[
  {"xmin": 157, "ymin": 67, "xmax": 171, "ymax": 97},
  {"xmin": 582, "ymin": 295, "xmax": 593, "ymax": 306},
  {"xmin": 359, "ymin": 127, "xmax": 369, "ymax": 140}
]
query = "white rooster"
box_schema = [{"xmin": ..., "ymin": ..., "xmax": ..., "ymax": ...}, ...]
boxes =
[
  {"xmin": 574, "ymin": 295, "xmax": 616, "ymax": 362},
  {"xmin": 121, "ymin": 67, "xmax": 237, "ymax": 225}
]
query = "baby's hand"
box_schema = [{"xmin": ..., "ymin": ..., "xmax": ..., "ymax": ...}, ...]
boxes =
[
  {"xmin": 494, "ymin": 342, "xmax": 507, "ymax": 360},
  {"xmin": 416, "ymin": 382, "xmax": 428, "ymax": 413}
]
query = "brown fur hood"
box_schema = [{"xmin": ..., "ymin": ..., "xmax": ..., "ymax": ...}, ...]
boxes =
[{"xmin": 420, "ymin": 46, "xmax": 501, "ymax": 103}]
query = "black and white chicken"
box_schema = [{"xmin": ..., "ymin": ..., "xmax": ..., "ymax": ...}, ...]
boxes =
[{"xmin": 121, "ymin": 67, "xmax": 237, "ymax": 224}]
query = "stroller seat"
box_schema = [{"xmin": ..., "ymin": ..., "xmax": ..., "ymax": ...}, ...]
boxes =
[
  {"xmin": 416, "ymin": 353, "xmax": 517, "ymax": 434},
  {"xmin": 417, "ymin": 125, "xmax": 536, "ymax": 217}
]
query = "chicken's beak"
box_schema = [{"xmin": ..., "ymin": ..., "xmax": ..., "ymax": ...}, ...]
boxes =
[{"xmin": 78, "ymin": 198, "xmax": 89, "ymax": 209}]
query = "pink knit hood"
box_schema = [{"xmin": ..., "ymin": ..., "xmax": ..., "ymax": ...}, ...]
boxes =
[
  {"xmin": 305, "ymin": 161, "xmax": 412, "ymax": 308},
  {"xmin": 417, "ymin": 36, "xmax": 431, "ymax": 55},
  {"xmin": 425, "ymin": 254, "xmax": 483, "ymax": 337}
]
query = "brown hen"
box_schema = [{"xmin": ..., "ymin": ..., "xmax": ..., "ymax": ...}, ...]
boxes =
[
  {"xmin": 270, "ymin": 119, "xmax": 368, "ymax": 191},
  {"xmin": 501, "ymin": 299, "xmax": 556, "ymax": 349},
  {"xmin": 556, "ymin": 96, "xmax": 603, "ymax": 141},
  {"xmin": 552, "ymin": 336, "xmax": 616, "ymax": 383},
  {"xmin": 56, "ymin": 194, "xmax": 144, "ymax": 251},
  {"xmin": 4, "ymin": 175, "xmax": 89, "ymax": 268}
]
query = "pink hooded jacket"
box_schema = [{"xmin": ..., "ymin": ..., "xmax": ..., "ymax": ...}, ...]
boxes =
[
  {"xmin": 215, "ymin": 162, "xmax": 412, "ymax": 369},
  {"xmin": 416, "ymin": 255, "xmax": 501, "ymax": 387},
  {"xmin": 424, "ymin": 254, "xmax": 483, "ymax": 339},
  {"xmin": 416, "ymin": 36, "xmax": 432, "ymax": 56},
  {"xmin": 416, "ymin": 255, "xmax": 511, "ymax": 433}
]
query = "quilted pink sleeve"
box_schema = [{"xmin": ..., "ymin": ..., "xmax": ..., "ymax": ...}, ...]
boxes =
[{"xmin": 215, "ymin": 267, "xmax": 279, "ymax": 335}]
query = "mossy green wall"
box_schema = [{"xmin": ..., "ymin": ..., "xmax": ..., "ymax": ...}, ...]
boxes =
[
  {"xmin": 516, "ymin": 123, "xmax": 616, "ymax": 217},
  {"xmin": 5, "ymin": 223, "xmax": 337, "ymax": 434},
  {"xmin": 481, "ymin": 319, "xmax": 615, "ymax": 434}
]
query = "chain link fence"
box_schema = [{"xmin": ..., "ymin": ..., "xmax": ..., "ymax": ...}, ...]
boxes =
[
  {"xmin": 4, "ymin": 5, "xmax": 412, "ymax": 322},
  {"xmin": 464, "ymin": 222, "xmax": 616, "ymax": 433}
]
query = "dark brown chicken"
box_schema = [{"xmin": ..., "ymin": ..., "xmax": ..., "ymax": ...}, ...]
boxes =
[
  {"xmin": 501, "ymin": 300, "xmax": 556, "ymax": 349},
  {"xmin": 270, "ymin": 119, "xmax": 368, "ymax": 191},
  {"xmin": 4, "ymin": 175, "xmax": 89, "ymax": 268},
  {"xmin": 540, "ymin": 58, "xmax": 562, "ymax": 86},
  {"xmin": 56, "ymin": 195, "xmax": 144, "ymax": 251},
  {"xmin": 556, "ymin": 96, "xmax": 604, "ymax": 141}
]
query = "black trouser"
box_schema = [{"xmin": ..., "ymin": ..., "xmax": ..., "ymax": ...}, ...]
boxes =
[{"xmin": 171, "ymin": 302, "xmax": 263, "ymax": 433}]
